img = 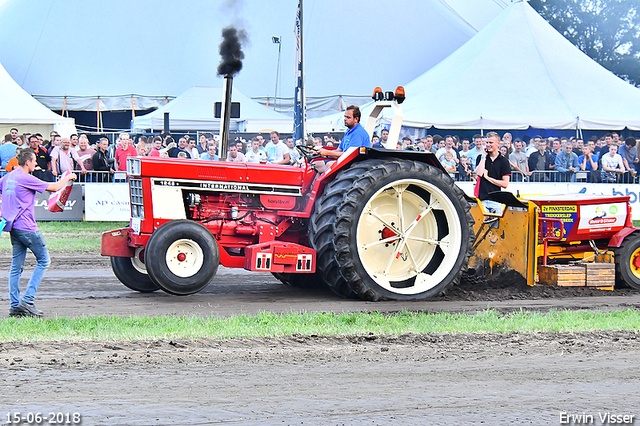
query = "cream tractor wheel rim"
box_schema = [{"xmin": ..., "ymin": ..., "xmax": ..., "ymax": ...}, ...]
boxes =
[
  {"xmin": 165, "ymin": 239, "xmax": 204, "ymax": 278},
  {"xmin": 356, "ymin": 179, "xmax": 462, "ymax": 294},
  {"xmin": 131, "ymin": 247, "xmax": 147, "ymax": 274}
]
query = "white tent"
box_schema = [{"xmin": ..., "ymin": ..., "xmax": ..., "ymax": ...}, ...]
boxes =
[
  {"xmin": 132, "ymin": 86, "xmax": 304, "ymax": 133},
  {"xmin": 334, "ymin": 0, "xmax": 640, "ymax": 132},
  {"xmin": 0, "ymin": 61, "xmax": 75, "ymax": 137},
  {"xmin": 0, "ymin": 0, "xmax": 506, "ymax": 114}
]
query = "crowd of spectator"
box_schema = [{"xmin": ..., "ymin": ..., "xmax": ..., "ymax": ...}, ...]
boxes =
[
  {"xmin": 1, "ymin": 127, "xmax": 637, "ymax": 185},
  {"xmin": 1, "ymin": 129, "xmax": 117, "ymax": 182},
  {"xmin": 0, "ymin": 129, "xmax": 332, "ymax": 181},
  {"xmin": 375, "ymin": 131, "xmax": 638, "ymax": 184}
]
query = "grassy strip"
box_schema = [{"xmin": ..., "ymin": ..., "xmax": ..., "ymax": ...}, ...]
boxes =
[
  {"xmin": 0, "ymin": 221, "xmax": 127, "ymax": 252},
  {"xmin": 0, "ymin": 309, "xmax": 638, "ymax": 342}
]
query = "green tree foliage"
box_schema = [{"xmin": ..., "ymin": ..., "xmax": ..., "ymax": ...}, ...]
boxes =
[{"xmin": 530, "ymin": 0, "xmax": 640, "ymax": 86}]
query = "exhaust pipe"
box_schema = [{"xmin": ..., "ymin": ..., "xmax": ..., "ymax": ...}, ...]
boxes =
[{"xmin": 219, "ymin": 75, "xmax": 233, "ymax": 158}]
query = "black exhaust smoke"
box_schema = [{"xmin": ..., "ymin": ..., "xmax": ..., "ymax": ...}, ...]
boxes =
[
  {"xmin": 217, "ymin": 26, "xmax": 246, "ymax": 77},
  {"xmin": 217, "ymin": 26, "xmax": 246, "ymax": 156}
]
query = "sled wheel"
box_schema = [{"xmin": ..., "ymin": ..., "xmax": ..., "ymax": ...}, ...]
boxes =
[
  {"xmin": 613, "ymin": 232, "xmax": 640, "ymax": 289},
  {"xmin": 334, "ymin": 159, "xmax": 474, "ymax": 301},
  {"xmin": 110, "ymin": 247, "xmax": 159, "ymax": 293},
  {"xmin": 145, "ymin": 220, "xmax": 219, "ymax": 295},
  {"xmin": 309, "ymin": 159, "xmax": 386, "ymax": 298}
]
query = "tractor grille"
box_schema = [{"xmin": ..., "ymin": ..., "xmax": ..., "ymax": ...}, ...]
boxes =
[{"xmin": 129, "ymin": 179, "xmax": 144, "ymax": 218}]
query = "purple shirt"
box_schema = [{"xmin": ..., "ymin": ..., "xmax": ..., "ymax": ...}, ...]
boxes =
[{"xmin": 0, "ymin": 169, "xmax": 50, "ymax": 232}]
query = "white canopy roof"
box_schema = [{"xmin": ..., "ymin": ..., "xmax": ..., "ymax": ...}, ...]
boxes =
[
  {"xmin": 380, "ymin": 0, "xmax": 640, "ymax": 131},
  {"xmin": 0, "ymin": 61, "xmax": 75, "ymax": 136},
  {"xmin": 132, "ymin": 86, "xmax": 297, "ymax": 133},
  {"xmin": 0, "ymin": 0, "xmax": 506, "ymax": 112}
]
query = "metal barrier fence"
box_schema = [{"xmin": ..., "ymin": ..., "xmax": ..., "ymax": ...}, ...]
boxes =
[
  {"xmin": 0, "ymin": 170, "xmax": 124, "ymax": 182},
  {"xmin": 2, "ymin": 168, "xmax": 638, "ymax": 185},
  {"xmin": 447, "ymin": 170, "xmax": 638, "ymax": 184},
  {"xmin": 521, "ymin": 170, "xmax": 637, "ymax": 184},
  {"xmin": 73, "ymin": 171, "xmax": 124, "ymax": 183}
]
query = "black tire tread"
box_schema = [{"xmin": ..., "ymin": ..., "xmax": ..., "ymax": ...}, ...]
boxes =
[
  {"xmin": 309, "ymin": 160, "xmax": 386, "ymax": 297},
  {"xmin": 333, "ymin": 159, "xmax": 475, "ymax": 301},
  {"xmin": 110, "ymin": 255, "xmax": 159, "ymax": 293},
  {"xmin": 613, "ymin": 232, "xmax": 640, "ymax": 290},
  {"xmin": 145, "ymin": 220, "xmax": 219, "ymax": 295}
]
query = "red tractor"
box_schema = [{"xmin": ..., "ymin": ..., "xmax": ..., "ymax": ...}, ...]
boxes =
[
  {"xmin": 101, "ymin": 142, "xmax": 474, "ymax": 301},
  {"xmin": 102, "ymin": 89, "xmax": 640, "ymax": 299}
]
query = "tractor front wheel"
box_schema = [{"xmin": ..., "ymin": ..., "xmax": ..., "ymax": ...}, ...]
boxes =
[
  {"xmin": 613, "ymin": 232, "xmax": 640, "ymax": 290},
  {"xmin": 110, "ymin": 247, "xmax": 159, "ymax": 293},
  {"xmin": 145, "ymin": 220, "xmax": 220, "ymax": 295}
]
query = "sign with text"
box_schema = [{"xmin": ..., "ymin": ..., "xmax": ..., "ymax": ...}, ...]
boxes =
[
  {"xmin": 457, "ymin": 182, "xmax": 640, "ymax": 220},
  {"xmin": 84, "ymin": 183, "xmax": 131, "ymax": 221},
  {"xmin": 0, "ymin": 186, "xmax": 80, "ymax": 220}
]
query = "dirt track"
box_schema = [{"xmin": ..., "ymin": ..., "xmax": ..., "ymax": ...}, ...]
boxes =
[
  {"xmin": 1, "ymin": 253, "xmax": 640, "ymax": 425},
  {"xmin": 3, "ymin": 253, "xmax": 640, "ymax": 318}
]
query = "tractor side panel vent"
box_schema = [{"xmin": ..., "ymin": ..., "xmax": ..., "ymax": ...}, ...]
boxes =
[{"xmin": 198, "ymin": 167, "xmax": 228, "ymax": 180}]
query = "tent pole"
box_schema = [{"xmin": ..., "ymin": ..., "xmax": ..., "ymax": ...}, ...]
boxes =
[
  {"xmin": 97, "ymin": 97, "xmax": 101, "ymax": 133},
  {"xmin": 576, "ymin": 117, "xmax": 583, "ymax": 140}
]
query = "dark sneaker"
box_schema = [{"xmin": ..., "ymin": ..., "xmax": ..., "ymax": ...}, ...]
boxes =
[
  {"xmin": 9, "ymin": 306, "xmax": 25, "ymax": 317},
  {"xmin": 17, "ymin": 301, "xmax": 44, "ymax": 317}
]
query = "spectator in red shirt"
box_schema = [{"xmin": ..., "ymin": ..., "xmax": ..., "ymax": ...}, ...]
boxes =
[
  {"xmin": 114, "ymin": 134, "xmax": 137, "ymax": 171},
  {"xmin": 148, "ymin": 136, "xmax": 163, "ymax": 157}
]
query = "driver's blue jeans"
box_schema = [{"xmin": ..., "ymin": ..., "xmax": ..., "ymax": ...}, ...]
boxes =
[{"xmin": 8, "ymin": 229, "xmax": 50, "ymax": 308}]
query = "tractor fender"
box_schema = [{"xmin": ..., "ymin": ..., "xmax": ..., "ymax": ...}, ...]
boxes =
[
  {"xmin": 306, "ymin": 147, "xmax": 448, "ymax": 217},
  {"xmin": 608, "ymin": 227, "xmax": 639, "ymax": 248},
  {"xmin": 362, "ymin": 147, "xmax": 445, "ymax": 172},
  {"xmin": 319, "ymin": 147, "xmax": 445, "ymax": 184}
]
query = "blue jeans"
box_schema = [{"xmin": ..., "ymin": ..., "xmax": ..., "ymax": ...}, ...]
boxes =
[{"xmin": 9, "ymin": 229, "xmax": 50, "ymax": 307}]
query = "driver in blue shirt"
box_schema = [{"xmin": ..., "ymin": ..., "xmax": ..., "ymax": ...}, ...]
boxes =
[{"xmin": 316, "ymin": 105, "xmax": 370, "ymax": 158}]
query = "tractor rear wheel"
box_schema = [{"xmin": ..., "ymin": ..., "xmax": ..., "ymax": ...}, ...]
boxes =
[
  {"xmin": 613, "ymin": 232, "xmax": 640, "ymax": 290},
  {"xmin": 145, "ymin": 220, "xmax": 220, "ymax": 295},
  {"xmin": 110, "ymin": 247, "xmax": 159, "ymax": 293},
  {"xmin": 309, "ymin": 160, "xmax": 385, "ymax": 298},
  {"xmin": 333, "ymin": 159, "xmax": 474, "ymax": 301}
]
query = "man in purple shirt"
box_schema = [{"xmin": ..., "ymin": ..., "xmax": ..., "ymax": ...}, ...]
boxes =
[{"xmin": 0, "ymin": 148, "xmax": 77, "ymax": 317}]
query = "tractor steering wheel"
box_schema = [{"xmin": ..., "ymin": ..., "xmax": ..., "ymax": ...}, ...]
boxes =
[{"xmin": 296, "ymin": 145, "xmax": 323, "ymax": 162}]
